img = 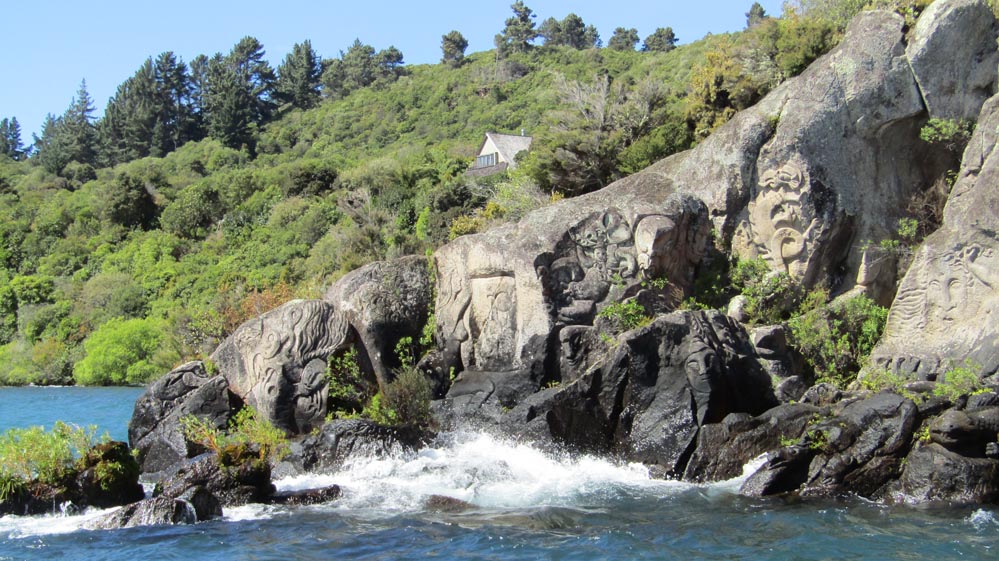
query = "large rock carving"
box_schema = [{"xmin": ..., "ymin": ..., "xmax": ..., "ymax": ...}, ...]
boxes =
[
  {"xmin": 433, "ymin": 191, "xmax": 710, "ymax": 384},
  {"xmin": 872, "ymin": 93, "xmax": 999, "ymax": 379}
]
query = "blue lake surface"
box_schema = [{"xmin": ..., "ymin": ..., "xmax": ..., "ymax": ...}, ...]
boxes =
[{"xmin": 0, "ymin": 388, "xmax": 996, "ymax": 561}]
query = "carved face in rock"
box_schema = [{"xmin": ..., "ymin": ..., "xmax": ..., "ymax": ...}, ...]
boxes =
[
  {"xmin": 926, "ymin": 244, "xmax": 998, "ymax": 325},
  {"xmin": 739, "ymin": 162, "xmax": 818, "ymax": 278},
  {"xmin": 226, "ymin": 300, "xmax": 349, "ymax": 433}
]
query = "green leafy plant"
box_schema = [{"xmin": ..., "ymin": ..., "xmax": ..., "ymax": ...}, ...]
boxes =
[
  {"xmin": 933, "ymin": 362, "xmax": 984, "ymax": 402},
  {"xmin": 0, "ymin": 421, "xmax": 105, "ymax": 486},
  {"xmin": 180, "ymin": 406, "xmax": 290, "ymax": 466},
  {"xmin": 919, "ymin": 118, "xmax": 975, "ymax": 154},
  {"xmin": 382, "ymin": 366, "xmax": 433, "ymax": 428},
  {"xmin": 788, "ymin": 290, "xmax": 888, "ymax": 388},
  {"xmin": 597, "ymin": 300, "xmax": 652, "ymax": 333}
]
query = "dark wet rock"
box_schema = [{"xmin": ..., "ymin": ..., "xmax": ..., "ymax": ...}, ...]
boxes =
[
  {"xmin": 486, "ymin": 311, "xmax": 779, "ymax": 475},
  {"xmin": 88, "ymin": 486, "xmax": 221, "ymax": 530},
  {"xmin": 75, "ymin": 441, "xmax": 145, "ymax": 509},
  {"xmin": 799, "ymin": 393, "xmax": 918, "ymax": 499},
  {"xmin": 275, "ymin": 419, "xmax": 433, "ymax": 477},
  {"xmin": 157, "ymin": 452, "xmax": 274, "ymax": 507},
  {"xmin": 270, "ymin": 485, "xmax": 342, "ymax": 506},
  {"xmin": 930, "ymin": 407, "xmax": 999, "ymax": 457},
  {"xmin": 740, "ymin": 444, "xmax": 817, "ymax": 497},
  {"xmin": 891, "ymin": 443, "xmax": 999, "ymax": 504},
  {"xmin": 129, "ymin": 361, "xmax": 237, "ymax": 474},
  {"xmin": 684, "ymin": 404, "xmax": 820, "ymax": 483}
]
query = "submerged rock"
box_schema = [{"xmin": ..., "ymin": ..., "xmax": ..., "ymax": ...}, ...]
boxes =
[{"xmin": 88, "ymin": 486, "xmax": 222, "ymax": 530}]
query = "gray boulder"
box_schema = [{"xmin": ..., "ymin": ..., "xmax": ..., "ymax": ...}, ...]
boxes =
[
  {"xmin": 88, "ymin": 486, "xmax": 222, "ymax": 530},
  {"xmin": 324, "ymin": 255, "xmax": 432, "ymax": 389},
  {"xmin": 891, "ymin": 443, "xmax": 999, "ymax": 504},
  {"xmin": 907, "ymin": 0, "xmax": 999, "ymax": 121},
  {"xmin": 684, "ymin": 403, "xmax": 820, "ymax": 483},
  {"xmin": 433, "ymin": 190, "xmax": 709, "ymax": 389},
  {"xmin": 129, "ymin": 361, "xmax": 236, "ymax": 474}
]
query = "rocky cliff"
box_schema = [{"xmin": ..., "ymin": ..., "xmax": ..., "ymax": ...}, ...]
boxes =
[{"xmin": 130, "ymin": 0, "xmax": 999, "ymax": 506}]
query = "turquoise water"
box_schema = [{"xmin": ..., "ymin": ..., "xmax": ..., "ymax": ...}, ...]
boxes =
[{"xmin": 0, "ymin": 388, "xmax": 996, "ymax": 560}]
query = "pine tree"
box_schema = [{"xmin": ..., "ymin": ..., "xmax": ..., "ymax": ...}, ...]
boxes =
[
  {"xmin": 63, "ymin": 80, "xmax": 98, "ymax": 166},
  {"xmin": 275, "ymin": 40, "xmax": 322, "ymax": 110},
  {"xmin": 0, "ymin": 117, "xmax": 25, "ymax": 160},
  {"xmin": 642, "ymin": 27, "xmax": 678, "ymax": 52},
  {"xmin": 496, "ymin": 1, "xmax": 538, "ymax": 56},
  {"xmin": 34, "ymin": 114, "xmax": 72, "ymax": 175},
  {"xmin": 540, "ymin": 13, "xmax": 599, "ymax": 49},
  {"xmin": 441, "ymin": 30, "xmax": 469, "ymax": 67},
  {"xmin": 746, "ymin": 2, "xmax": 768, "ymax": 28},
  {"xmin": 608, "ymin": 28, "xmax": 640, "ymax": 51}
]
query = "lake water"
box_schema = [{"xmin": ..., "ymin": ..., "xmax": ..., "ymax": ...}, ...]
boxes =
[{"xmin": 0, "ymin": 387, "xmax": 996, "ymax": 560}]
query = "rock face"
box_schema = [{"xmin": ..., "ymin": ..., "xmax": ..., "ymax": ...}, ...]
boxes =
[
  {"xmin": 325, "ymin": 256, "xmax": 432, "ymax": 390},
  {"xmin": 906, "ymin": 0, "xmax": 999, "ymax": 121},
  {"xmin": 211, "ymin": 299, "xmax": 349, "ymax": 434},
  {"xmin": 129, "ymin": 361, "xmax": 237, "ymax": 474},
  {"xmin": 432, "ymin": 190, "xmax": 710, "ymax": 395},
  {"xmin": 872, "ymin": 93, "xmax": 999, "ymax": 379}
]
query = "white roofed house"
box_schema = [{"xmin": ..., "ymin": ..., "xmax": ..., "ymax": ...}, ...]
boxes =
[{"xmin": 466, "ymin": 131, "xmax": 533, "ymax": 177}]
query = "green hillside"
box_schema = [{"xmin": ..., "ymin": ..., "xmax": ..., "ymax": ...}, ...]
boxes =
[{"xmin": 0, "ymin": 1, "xmax": 911, "ymax": 386}]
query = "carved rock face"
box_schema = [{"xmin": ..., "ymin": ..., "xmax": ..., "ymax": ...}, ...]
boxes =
[
  {"xmin": 872, "ymin": 93, "xmax": 999, "ymax": 379},
  {"xmin": 434, "ymin": 191, "xmax": 710, "ymax": 379},
  {"xmin": 211, "ymin": 300, "xmax": 349, "ymax": 434}
]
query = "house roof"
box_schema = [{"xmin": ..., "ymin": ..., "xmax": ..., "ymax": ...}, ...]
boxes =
[{"xmin": 481, "ymin": 132, "xmax": 533, "ymax": 163}]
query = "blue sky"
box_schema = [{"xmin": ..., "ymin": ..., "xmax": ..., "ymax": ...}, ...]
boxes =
[{"xmin": 2, "ymin": 0, "xmax": 785, "ymax": 141}]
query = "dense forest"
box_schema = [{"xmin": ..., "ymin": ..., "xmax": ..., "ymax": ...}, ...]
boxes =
[{"xmin": 0, "ymin": 0, "xmax": 946, "ymax": 385}]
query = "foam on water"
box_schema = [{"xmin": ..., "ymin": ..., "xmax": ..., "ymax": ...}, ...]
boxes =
[
  {"xmin": 0, "ymin": 507, "xmax": 119, "ymax": 538},
  {"xmin": 967, "ymin": 509, "xmax": 999, "ymax": 530},
  {"xmin": 277, "ymin": 431, "xmax": 701, "ymax": 514}
]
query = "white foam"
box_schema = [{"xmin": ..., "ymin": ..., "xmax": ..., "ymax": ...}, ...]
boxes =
[
  {"xmin": 968, "ymin": 509, "xmax": 998, "ymax": 529},
  {"xmin": 0, "ymin": 507, "xmax": 119, "ymax": 538},
  {"xmin": 276, "ymin": 431, "xmax": 690, "ymax": 514}
]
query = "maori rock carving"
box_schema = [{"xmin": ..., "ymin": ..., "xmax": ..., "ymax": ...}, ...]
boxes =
[
  {"xmin": 212, "ymin": 300, "xmax": 350, "ymax": 434},
  {"xmin": 469, "ymin": 275, "xmax": 518, "ymax": 371},
  {"xmin": 738, "ymin": 162, "xmax": 820, "ymax": 277},
  {"xmin": 551, "ymin": 210, "xmax": 640, "ymax": 324},
  {"xmin": 883, "ymin": 242, "xmax": 999, "ymax": 351}
]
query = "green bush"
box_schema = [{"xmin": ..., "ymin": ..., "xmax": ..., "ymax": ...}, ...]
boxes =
[
  {"xmin": 919, "ymin": 118, "xmax": 975, "ymax": 154},
  {"xmin": 597, "ymin": 300, "xmax": 653, "ymax": 333},
  {"xmin": 788, "ymin": 290, "xmax": 889, "ymax": 388},
  {"xmin": 73, "ymin": 317, "xmax": 166, "ymax": 385},
  {"xmin": 0, "ymin": 421, "xmax": 105, "ymax": 486},
  {"xmin": 180, "ymin": 406, "xmax": 290, "ymax": 466},
  {"xmin": 933, "ymin": 363, "xmax": 984, "ymax": 402},
  {"xmin": 732, "ymin": 258, "xmax": 803, "ymax": 324},
  {"xmin": 382, "ymin": 366, "xmax": 434, "ymax": 429}
]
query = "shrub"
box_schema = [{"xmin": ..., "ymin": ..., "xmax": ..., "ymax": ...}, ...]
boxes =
[
  {"xmin": 788, "ymin": 290, "xmax": 889, "ymax": 388},
  {"xmin": 597, "ymin": 300, "xmax": 653, "ymax": 333},
  {"xmin": 0, "ymin": 421, "xmax": 105, "ymax": 486},
  {"xmin": 732, "ymin": 258, "xmax": 803, "ymax": 324},
  {"xmin": 919, "ymin": 118, "xmax": 974, "ymax": 155},
  {"xmin": 933, "ymin": 363, "xmax": 984, "ymax": 402},
  {"xmin": 325, "ymin": 347, "xmax": 373, "ymax": 417},
  {"xmin": 180, "ymin": 406, "xmax": 290, "ymax": 466},
  {"xmin": 382, "ymin": 366, "xmax": 434, "ymax": 429}
]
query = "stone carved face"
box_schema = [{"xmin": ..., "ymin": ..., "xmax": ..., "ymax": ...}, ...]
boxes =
[{"xmin": 740, "ymin": 162, "xmax": 818, "ymax": 277}]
